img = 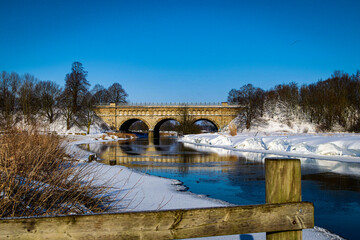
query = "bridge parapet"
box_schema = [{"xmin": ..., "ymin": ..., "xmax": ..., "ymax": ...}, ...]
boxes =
[{"xmin": 96, "ymin": 102, "xmax": 240, "ymax": 107}]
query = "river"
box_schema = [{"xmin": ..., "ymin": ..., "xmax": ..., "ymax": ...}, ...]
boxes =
[{"xmin": 82, "ymin": 137, "xmax": 360, "ymax": 240}]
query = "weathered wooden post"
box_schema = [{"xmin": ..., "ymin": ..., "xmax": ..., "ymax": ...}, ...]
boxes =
[{"xmin": 266, "ymin": 158, "xmax": 302, "ymax": 240}]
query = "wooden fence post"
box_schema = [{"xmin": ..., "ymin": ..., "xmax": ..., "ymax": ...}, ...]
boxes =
[{"xmin": 266, "ymin": 158, "xmax": 302, "ymax": 240}]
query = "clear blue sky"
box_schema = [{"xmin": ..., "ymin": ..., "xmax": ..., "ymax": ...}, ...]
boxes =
[{"xmin": 1, "ymin": 0, "xmax": 360, "ymax": 103}]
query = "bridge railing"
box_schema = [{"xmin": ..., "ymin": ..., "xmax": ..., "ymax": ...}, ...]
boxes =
[{"xmin": 95, "ymin": 102, "xmax": 240, "ymax": 106}]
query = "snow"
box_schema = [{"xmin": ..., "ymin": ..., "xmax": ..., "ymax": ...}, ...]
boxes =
[
  {"xmin": 66, "ymin": 134, "xmax": 345, "ymax": 240},
  {"xmin": 226, "ymin": 114, "xmax": 317, "ymax": 135},
  {"xmin": 234, "ymin": 137, "xmax": 266, "ymax": 150},
  {"xmin": 181, "ymin": 133, "xmax": 360, "ymax": 163},
  {"xmin": 15, "ymin": 114, "xmax": 112, "ymax": 135}
]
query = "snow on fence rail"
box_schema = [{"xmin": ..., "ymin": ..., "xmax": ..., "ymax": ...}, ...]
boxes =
[{"xmin": 0, "ymin": 159, "xmax": 314, "ymax": 240}]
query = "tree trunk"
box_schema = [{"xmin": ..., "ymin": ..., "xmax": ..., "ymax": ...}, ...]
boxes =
[
  {"xmin": 87, "ymin": 121, "xmax": 91, "ymax": 134},
  {"xmin": 66, "ymin": 118, "xmax": 70, "ymax": 130}
]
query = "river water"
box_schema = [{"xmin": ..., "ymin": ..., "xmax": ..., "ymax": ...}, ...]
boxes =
[{"xmin": 82, "ymin": 137, "xmax": 360, "ymax": 240}]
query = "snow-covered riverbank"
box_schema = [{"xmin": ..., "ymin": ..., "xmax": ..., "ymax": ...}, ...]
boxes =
[
  {"xmin": 67, "ymin": 134, "xmax": 345, "ymax": 240},
  {"xmin": 181, "ymin": 132, "xmax": 360, "ymax": 163}
]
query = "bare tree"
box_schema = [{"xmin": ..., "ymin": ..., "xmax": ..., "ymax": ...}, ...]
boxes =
[
  {"xmin": 91, "ymin": 84, "xmax": 110, "ymax": 104},
  {"xmin": 273, "ymin": 82, "xmax": 299, "ymax": 119},
  {"xmin": 58, "ymin": 90, "xmax": 73, "ymax": 130},
  {"xmin": 0, "ymin": 71, "xmax": 11, "ymax": 125},
  {"xmin": 228, "ymin": 84, "xmax": 264, "ymax": 129},
  {"xmin": 108, "ymin": 83, "xmax": 128, "ymax": 104},
  {"xmin": 9, "ymin": 72, "xmax": 21, "ymax": 114},
  {"xmin": 1, "ymin": 72, "xmax": 24, "ymax": 127},
  {"xmin": 35, "ymin": 81, "xmax": 61, "ymax": 123},
  {"xmin": 299, "ymin": 71, "xmax": 359, "ymax": 131},
  {"xmin": 79, "ymin": 91, "xmax": 96, "ymax": 134},
  {"xmin": 19, "ymin": 74, "xmax": 38, "ymax": 123},
  {"xmin": 129, "ymin": 120, "xmax": 148, "ymax": 131},
  {"xmin": 159, "ymin": 120, "xmax": 178, "ymax": 131},
  {"xmin": 64, "ymin": 62, "xmax": 89, "ymax": 114},
  {"xmin": 176, "ymin": 104, "xmax": 201, "ymax": 135}
]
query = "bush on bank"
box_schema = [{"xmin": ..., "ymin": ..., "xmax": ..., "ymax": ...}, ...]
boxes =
[{"xmin": 0, "ymin": 129, "xmax": 113, "ymax": 218}]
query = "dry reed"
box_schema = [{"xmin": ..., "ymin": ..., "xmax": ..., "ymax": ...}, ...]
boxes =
[{"xmin": 0, "ymin": 128, "xmax": 114, "ymax": 218}]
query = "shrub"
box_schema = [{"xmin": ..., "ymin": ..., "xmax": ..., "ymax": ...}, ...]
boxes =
[
  {"xmin": 0, "ymin": 128, "xmax": 114, "ymax": 218},
  {"xmin": 348, "ymin": 120, "xmax": 360, "ymax": 133},
  {"xmin": 229, "ymin": 123, "xmax": 237, "ymax": 136},
  {"xmin": 316, "ymin": 123, "xmax": 332, "ymax": 132},
  {"xmin": 302, "ymin": 127, "xmax": 309, "ymax": 133}
]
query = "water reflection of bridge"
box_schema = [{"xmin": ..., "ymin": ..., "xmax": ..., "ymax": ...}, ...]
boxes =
[
  {"xmin": 84, "ymin": 137, "xmax": 238, "ymax": 173},
  {"xmin": 99, "ymin": 143, "xmax": 238, "ymax": 164}
]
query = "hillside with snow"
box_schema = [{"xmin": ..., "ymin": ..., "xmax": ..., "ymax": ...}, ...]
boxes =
[
  {"xmin": 14, "ymin": 114, "xmax": 111, "ymax": 135},
  {"xmin": 223, "ymin": 102, "xmax": 319, "ymax": 134}
]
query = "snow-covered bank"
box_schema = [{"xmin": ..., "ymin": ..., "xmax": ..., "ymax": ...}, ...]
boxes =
[
  {"xmin": 66, "ymin": 134, "xmax": 343, "ymax": 240},
  {"xmin": 181, "ymin": 133, "xmax": 360, "ymax": 163}
]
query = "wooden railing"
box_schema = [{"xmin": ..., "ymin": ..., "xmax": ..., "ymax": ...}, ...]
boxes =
[{"xmin": 0, "ymin": 159, "xmax": 314, "ymax": 240}]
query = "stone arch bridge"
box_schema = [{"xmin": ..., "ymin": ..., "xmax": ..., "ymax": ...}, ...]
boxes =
[{"xmin": 93, "ymin": 102, "xmax": 240, "ymax": 137}]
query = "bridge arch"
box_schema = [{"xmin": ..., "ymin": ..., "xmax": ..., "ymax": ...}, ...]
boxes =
[
  {"xmin": 153, "ymin": 118, "xmax": 180, "ymax": 138},
  {"xmin": 192, "ymin": 118, "xmax": 220, "ymax": 132},
  {"xmin": 119, "ymin": 118, "xmax": 151, "ymax": 132}
]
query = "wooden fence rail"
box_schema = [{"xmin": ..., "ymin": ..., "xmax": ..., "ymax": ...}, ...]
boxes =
[{"xmin": 0, "ymin": 158, "xmax": 314, "ymax": 240}]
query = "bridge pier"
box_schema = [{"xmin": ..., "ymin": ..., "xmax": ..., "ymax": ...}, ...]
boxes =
[{"xmin": 148, "ymin": 130, "xmax": 154, "ymax": 140}]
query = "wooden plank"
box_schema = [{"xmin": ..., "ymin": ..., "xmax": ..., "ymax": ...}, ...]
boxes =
[
  {"xmin": 0, "ymin": 202, "xmax": 314, "ymax": 240},
  {"xmin": 265, "ymin": 158, "xmax": 304, "ymax": 240}
]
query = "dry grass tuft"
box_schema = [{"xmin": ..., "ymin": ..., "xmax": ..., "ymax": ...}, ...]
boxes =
[
  {"xmin": 229, "ymin": 123, "xmax": 237, "ymax": 136},
  {"xmin": 159, "ymin": 132, "xmax": 177, "ymax": 136},
  {"xmin": 0, "ymin": 128, "xmax": 114, "ymax": 218},
  {"xmin": 106, "ymin": 132, "xmax": 137, "ymax": 139}
]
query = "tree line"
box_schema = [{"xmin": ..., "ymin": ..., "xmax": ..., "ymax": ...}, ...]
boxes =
[
  {"xmin": 0, "ymin": 62, "xmax": 128, "ymax": 132},
  {"xmin": 228, "ymin": 70, "xmax": 360, "ymax": 132}
]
